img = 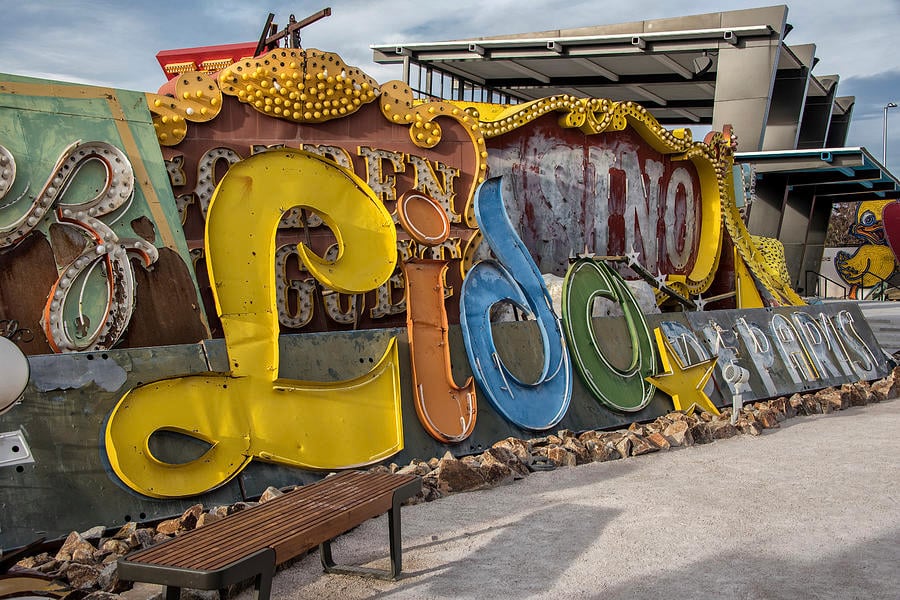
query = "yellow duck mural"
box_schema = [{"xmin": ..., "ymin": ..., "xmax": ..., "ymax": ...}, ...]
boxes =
[{"xmin": 835, "ymin": 200, "xmax": 899, "ymax": 298}]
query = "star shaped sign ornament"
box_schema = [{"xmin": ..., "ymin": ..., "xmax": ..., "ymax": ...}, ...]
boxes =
[{"xmin": 645, "ymin": 328, "xmax": 720, "ymax": 416}]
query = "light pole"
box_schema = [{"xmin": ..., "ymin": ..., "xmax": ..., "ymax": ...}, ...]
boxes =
[{"xmin": 883, "ymin": 102, "xmax": 897, "ymax": 163}]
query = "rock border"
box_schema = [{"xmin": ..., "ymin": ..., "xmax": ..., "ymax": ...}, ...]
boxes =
[{"xmin": 7, "ymin": 366, "xmax": 899, "ymax": 599}]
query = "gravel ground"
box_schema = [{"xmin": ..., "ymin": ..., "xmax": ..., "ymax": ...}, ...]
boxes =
[{"xmin": 237, "ymin": 399, "xmax": 900, "ymax": 600}]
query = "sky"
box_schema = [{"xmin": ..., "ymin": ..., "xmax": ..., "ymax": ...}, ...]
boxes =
[{"xmin": 1, "ymin": 0, "xmax": 899, "ymax": 174}]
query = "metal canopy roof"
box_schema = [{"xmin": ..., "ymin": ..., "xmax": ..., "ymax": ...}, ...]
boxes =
[
  {"xmin": 370, "ymin": 4, "xmax": 853, "ymax": 142},
  {"xmin": 736, "ymin": 148, "xmax": 900, "ymax": 202},
  {"xmin": 373, "ymin": 26, "xmax": 770, "ymax": 124}
]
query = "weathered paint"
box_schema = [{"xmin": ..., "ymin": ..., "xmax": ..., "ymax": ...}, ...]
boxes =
[
  {"xmin": 646, "ymin": 327, "xmax": 720, "ymax": 415},
  {"xmin": 403, "ymin": 260, "xmax": 477, "ymax": 442},
  {"xmin": 0, "ymin": 75, "xmax": 208, "ymax": 353},
  {"xmin": 0, "ymin": 301, "xmax": 890, "ymax": 547},
  {"xmin": 460, "ymin": 178, "xmax": 572, "ymax": 431},
  {"xmin": 104, "ymin": 150, "xmax": 404, "ymax": 497},
  {"xmin": 834, "ymin": 200, "xmax": 898, "ymax": 296},
  {"xmin": 562, "ymin": 259, "xmax": 657, "ymax": 412},
  {"xmin": 0, "ymin": 55, "xmax": 893, "ymax": 545}
]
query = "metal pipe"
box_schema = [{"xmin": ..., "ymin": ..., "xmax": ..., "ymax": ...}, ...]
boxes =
[{"xmin": 883, "ymin": 102, "xmax": 897, "ymax": 163}]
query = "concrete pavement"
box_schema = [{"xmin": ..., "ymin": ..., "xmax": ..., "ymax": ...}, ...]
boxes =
[{"xmin": 241, "ymin": 398, "xmax": 900, "ymax": 600}]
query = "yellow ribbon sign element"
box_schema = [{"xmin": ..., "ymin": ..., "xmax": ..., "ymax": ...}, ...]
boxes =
[{"xmin": 105, "ymin": 150, "xmax": 402, "ymax": 498}]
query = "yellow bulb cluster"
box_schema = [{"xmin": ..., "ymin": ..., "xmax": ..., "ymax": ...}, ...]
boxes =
[
  {"xmin": 147, "ymin": 72, "xmax": 223, "ymax": 146},
  {"xmin": 379, "ymin": 80, "xmax": 489, "ymax": 229},
  {"xmin": 447, "ymin": 95, "xmax": 697, "ymax": 153},
  {"xmin": 218, "ymin": 48, "xmax": 379, "ymax": 123}
]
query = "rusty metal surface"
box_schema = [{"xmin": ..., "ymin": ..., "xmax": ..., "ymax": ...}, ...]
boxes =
[
  {"xmin": 0, "ymin": 233, "xmax": 58, "ymax": 356},
  {"xmin": 0, "ymin": 75, "xmax": 208, "ymax": 355},
  {"xmin": 486, "ymin": 116, "xmax": 703, "ymax": 278},
  {"xmin": 0, "ymin": 343, "xmax": 242, "ymax": 549},
  {"xmin": 166, "ymin": 98, "xmax": 479, "ymax": 335},
  {"xmin": 0, "ymin": 299, "xmax": 891, "ymax": 547}
]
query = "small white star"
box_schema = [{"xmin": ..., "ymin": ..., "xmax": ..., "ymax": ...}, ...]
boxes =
[
  {"xmin": 693, "ymin": 294, "xmax": 706, "ymax": 311},
  {"xmin": 654, "ymin": 270, "xmax": 667, "ymax": 289},
  {"xmin": 624, "ymin": 245, "xmax": 640, "ymax": 267}
]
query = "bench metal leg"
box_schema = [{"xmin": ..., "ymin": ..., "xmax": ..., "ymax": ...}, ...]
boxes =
[
  {"xmin": 122, "ymin": 548, "xmax": 276, "ymax": 600},
  {"xmin": 320, "ymin": 503, "xmax": 403, "ymax": 580}
]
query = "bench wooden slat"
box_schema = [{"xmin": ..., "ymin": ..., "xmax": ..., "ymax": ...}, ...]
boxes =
[
  {"xmin": 127, "ymin": 472, "xmax": 363, "ymax": 563},
  {"xmin": 198, "ymin": 479, "xmax": 401, "ymax": 569},
  {"xmin": 131, "ymin": 472, "xmax": 407, "ymax": 569}
]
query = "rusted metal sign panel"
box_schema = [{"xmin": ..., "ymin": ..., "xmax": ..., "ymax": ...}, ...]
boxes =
[
  {"xmin": 0, "ymin": 75, "xmax": 208, "ymax": 355},
  {"xmin": 0, "ymin": 343, "xmax": 243, "ymax": 548},
  {"xmin": 159, "ymin": 57, "xmax": 482, "ymax": 337},
  {"xmin": 3, "ymin": 300, "xmax": 886, "ymax": 548},
  {"xmin": 486, "ymin": 118, "xmax": 703, "ymax": 278}
]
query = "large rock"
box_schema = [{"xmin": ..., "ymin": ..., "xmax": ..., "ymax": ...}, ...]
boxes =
[
  {"xmin": 646, "ymin": 431, "xmax": 671, "ymax": 450},
  {"xmin": 736, "ymin": 417, "xmax": 763, "ymax": 436},
  {"xmin": 584, "ymin": 438, "xmax": 618, "ymax": 462},
  {"xmin": 258, "ymin": 487, "xmax": 284, "ymax": 504},
  {"xmin": 817, "ymin": 388, "xmax": 848, "ymax": 412},
  {"xmin": 688, "ymin": 422, "xmax": 712, "ymax": 444},
  {"xmin": 612, "ymin": 433, "xmax": 632, "ymax": 458},
  {"xmin": 482, "ymin": 446, "xmax": 530, "ymax": 478},
  {"xmin": 79, "ymin": 525, "xmax": 106, "ymax": 541},
  {"xmin": 707, "ymin": 419, "xmax": 737, "ymax": 440},
  {"xmin": 15, "ymin": 552, "xmax": 52, "ymax": 570},
  {"xmin": 112, "ymin": 522, "xmax": 137, "ymax": 540},
  {"xmin": 226, "ymin": 501, "xmax": 256, "ymax": 516},
  {"xmin": 492, "ymin": 437, "xmax": 532, "ymax": 465},
  {"xmin": 65, "ymin": 563, "xmax": 101, "ymax": 589},
  {"xmin": 155, "ymin": 518, "xmax": 181, "ymax": 536},
  {"xmin": 769, "ymin": 397, "xmax": 794, "ymax": 420},
  {"xmin": 397, "ymin": 459, "xmax": 433, "ymax": 477},
  {"xmin": 56, "ymin": 531, "xmax": 96, "ymax": 562},
  {"xmin": 663, "ymin": 421, "xmax": 693, "ymax": 447},
  {"xmin": 477, "ymin": 450, "xmax": 516, "ymax": 486},
  {"xmin": 627, "ymin": 433, "xmax": 658, "ymax": 456},
  {"xmin": 844, "ymin": 383, "xmax": 869, "ymax": 406},
  {"xmin": 562, "ymin": 437, "xmax": 591, "ymax": 464},
  {"xmin": 889, "ymin": 366, "xmax": 900, "ymax": 398},
  {"xmin": 126, "ymin": 528, "xmax": 155, "ymax": 550},
  {"xmin": 195, "ymin": 512, "xmax": 221, "ymax": 528},
  {"xmin": 871, "ymin": 378, "xmax": 891, "ymax": 402},
  {"xmin": 119, "ymin": 582, "xmax": 165, "ymax": 600},
  {"xmin": 627, "ymin": 422, "xmax": 647, "ymax": 436},
  {"xmin": 97, "ymin": 561, "xmax": 127, "ymax": 593},
  {"xmin": 803, "ymin": 395, "xmax": 823, "ymax": 415},
  {"xmin": 435, "ymin": 455, "xmax": 488, "ymax": 493},
  {"xmin": 542, "ymin": 445, "xmax": 576, "ymax": 467},
  {"xmin": 179, "ymin": 504, "xmax": 204, "ymax": 530},
  {"xmin": 755, "ymin": 407, "xmax": 780, "ymax": 429},
  {"xmin": 99, "ymin": 539, "xmax": 130, "ymax": 556}
]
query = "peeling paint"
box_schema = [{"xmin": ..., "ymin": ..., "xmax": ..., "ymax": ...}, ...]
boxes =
[{"xmin": 29, "ymin": 353, "xmax": 129, "ymax": 392}]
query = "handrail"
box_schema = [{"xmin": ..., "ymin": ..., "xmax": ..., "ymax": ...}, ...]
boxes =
[
  {"xmin": 804, "ymin": 270, "xmax": 847, "ymax": 299},
  {"xmin": 859, "ymin": 270, "xmax": 900, "ymax": 301}
]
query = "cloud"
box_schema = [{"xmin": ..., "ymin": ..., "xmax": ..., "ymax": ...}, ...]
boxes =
[
  {"xmin": 1, "ymin": 0, "xmax": 898, "ymax": 175},
  {"xmin": 838, "ymin": 70, "xmax": 900, "ymax": 173}
]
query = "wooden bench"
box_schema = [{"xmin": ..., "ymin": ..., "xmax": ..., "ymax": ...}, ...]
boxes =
[{"xmin": 116, "ymin": 471, "xmax": 421, "ymax": 600}]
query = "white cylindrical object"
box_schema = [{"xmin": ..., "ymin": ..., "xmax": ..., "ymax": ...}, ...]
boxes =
[{"xmin": 0, "ymin": 336, "xmax": 29, "ymax": 415}]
